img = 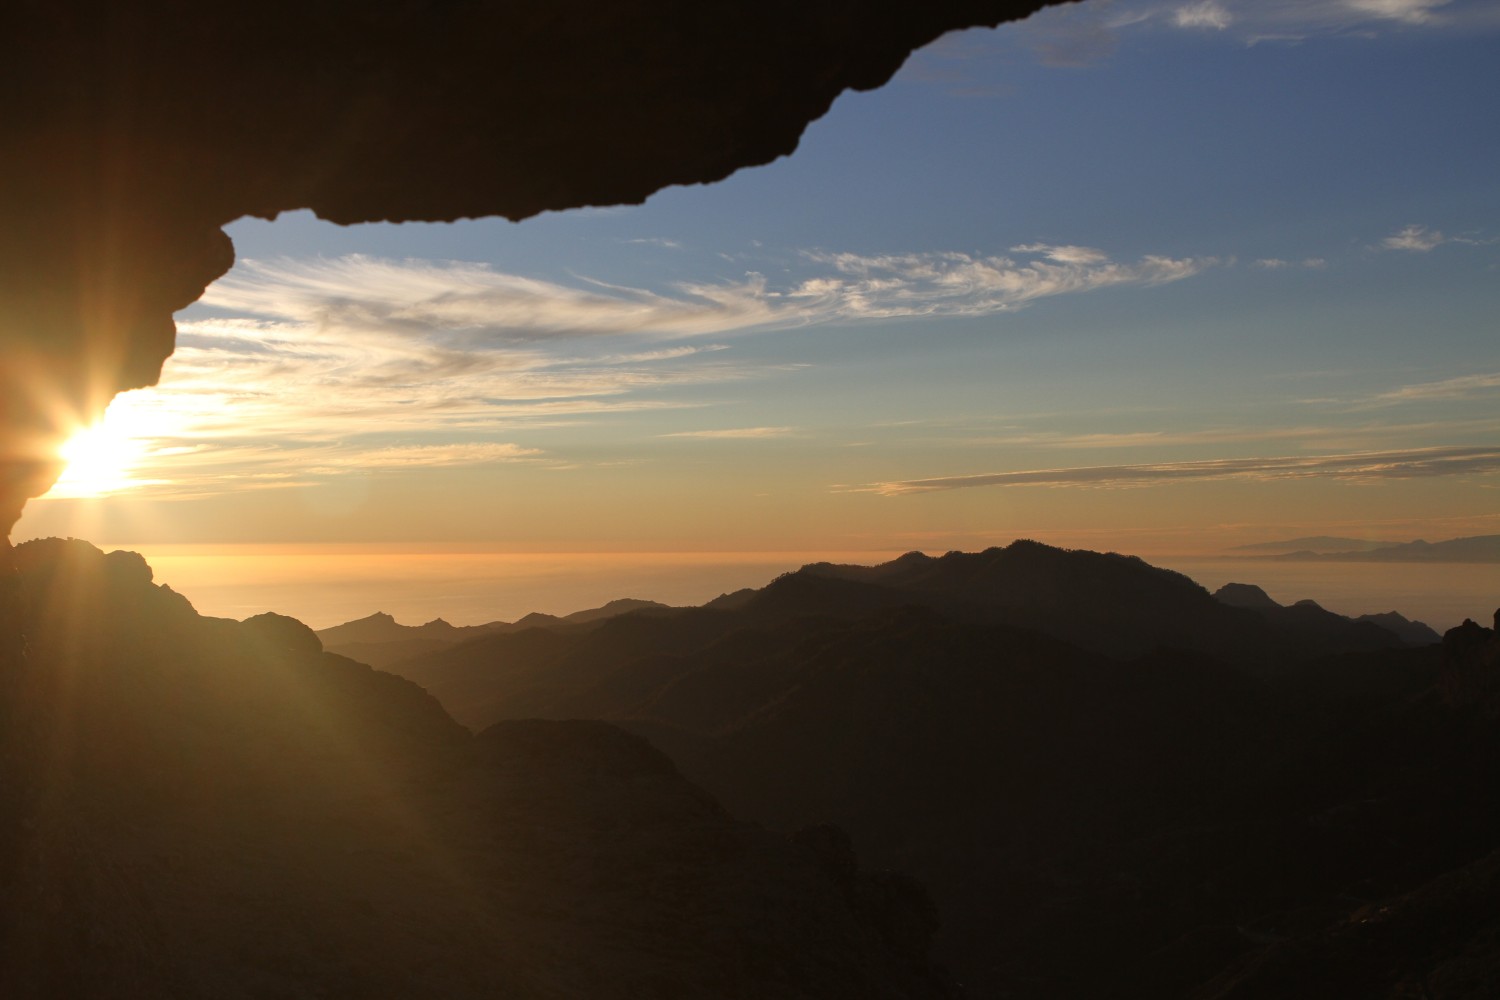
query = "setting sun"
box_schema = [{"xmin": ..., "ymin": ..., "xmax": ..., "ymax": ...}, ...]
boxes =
[
  {"xmin": 48, "ymin": 424, "xmax": 142, "ymax": 498},
  {"xmin": 43, "ymin": 397, "xmax": 167, "ymax": 500}
]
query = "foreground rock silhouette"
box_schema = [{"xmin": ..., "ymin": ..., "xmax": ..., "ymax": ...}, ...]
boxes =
[{"xmin": 0, "ymin": 539, "xmax": 953, "ymax": 997}]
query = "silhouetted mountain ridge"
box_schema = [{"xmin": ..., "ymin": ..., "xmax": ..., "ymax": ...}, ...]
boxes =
[
  {"xmin": 318, "ymin": 598, "xmax": 674, "ymax": 668},
  {"xmin": 377, "ymin": 539, "xmax": 1495, "ymax": 997},
  {"xmin": 1212, "ymin": 583, "xmax": 1440, "ymax": 650}
]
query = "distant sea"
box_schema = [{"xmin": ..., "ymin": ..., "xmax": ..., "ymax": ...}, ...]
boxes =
[{"xmin": 122, "ymin": 546, "xmax": 1498, "ymax": 634}]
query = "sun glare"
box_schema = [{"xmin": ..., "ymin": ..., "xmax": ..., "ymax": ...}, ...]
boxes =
[{"xmin": 45, "ymin": 402, "xmax": 159, "ymax": 499}]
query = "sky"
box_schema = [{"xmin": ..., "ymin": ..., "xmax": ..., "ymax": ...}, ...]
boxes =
[{"xmin": 15, "ymin": 0, "xmax": 1500, "ymax": 623}]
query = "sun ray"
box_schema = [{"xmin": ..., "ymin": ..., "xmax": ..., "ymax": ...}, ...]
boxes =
[{"xmin": 43, "ymin": 394, "xmax": 171, "ymax": 499}]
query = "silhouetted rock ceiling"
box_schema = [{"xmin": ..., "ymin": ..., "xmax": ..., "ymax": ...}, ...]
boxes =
[{"xmin": 0, "ymin": 1, "xmax": 1056, "ymax": 535}]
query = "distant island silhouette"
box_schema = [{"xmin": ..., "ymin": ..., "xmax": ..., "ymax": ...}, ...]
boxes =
[{"xmin": 1230, "ymin": 533, "xmax": 1500, "ymax": 563}]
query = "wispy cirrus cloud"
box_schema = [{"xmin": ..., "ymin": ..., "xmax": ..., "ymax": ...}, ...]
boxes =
[
  {"xmin": 174, "ymin": 243, "xmax": 1208, "ymax": 439},
  {"xmin": 794, "ymin": 245, "xmax": 1212, "ymax": 319},
  {"xmin": 159, "ymin": 316, "xmax": 777, "ymax": 441},
  {"xmin": 91, "ymin": 241, "xmax": 1211, "ymax": 497},
  {"xmin": 866, "ymin": 445, "xmax": 1500, "ymax": 495},
  {"xmin": 203, "ymin": 255, "xmax": 785, "ymax": 340},
  {"xmin": 207, "ymin": 245, "xmax": 1213, "ymax": 343}
]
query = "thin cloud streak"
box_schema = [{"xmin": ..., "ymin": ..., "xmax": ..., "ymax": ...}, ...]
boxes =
[
  {"xmin": 1253, "ymin": 257, "xmax": 1327, "ymax": 269},
  {"xmin": 960, "ymin": 417, "xmax": 1500, "ymax": 450},
  {"xmin": 660, "ymin": 427, "xmax": 798, "ymax": 439},
  {"xmin": 1376, "ymin": 372, "xmax": 1500, "ymax": 402},
  {"xmin": 868, "ymin": 445, "xmax": 1500, "ymax": 495},
  {"xmin": 314, "ymin": 442, "xmax": 544, "ymax": 469}
]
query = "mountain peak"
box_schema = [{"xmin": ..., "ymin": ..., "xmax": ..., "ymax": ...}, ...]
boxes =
[{"xmin": 1214, "ymin": 583, "xmax": 1281, "ymax": 610}]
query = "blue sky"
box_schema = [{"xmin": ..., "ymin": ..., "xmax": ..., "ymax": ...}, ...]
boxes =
[{"xmin": 19, "ymin": 0, "xmax": 1500, "ymax": 557}]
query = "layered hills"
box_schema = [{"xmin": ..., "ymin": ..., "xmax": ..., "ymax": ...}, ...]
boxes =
[
  {"xmin": 316, "ymin": 599, "xmax": 671, "ymax": 668},
  {"xmin": 367, "ymin": 541, "xmax": 1498, "ymax": 998},
  {"xmin": 0, "ymin": 539, "xmax": 952, "ymax": 998}
]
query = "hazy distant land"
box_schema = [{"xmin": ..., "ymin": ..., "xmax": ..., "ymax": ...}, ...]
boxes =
[{"xmin": 1229, "ymin": 533, "xmax": 1500, "ymax": 563}]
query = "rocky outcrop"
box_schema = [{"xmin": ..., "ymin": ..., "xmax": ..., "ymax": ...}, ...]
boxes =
[{"xmin": 1439, "ymin": 609, "xmax": 1500, "ymax": 713}]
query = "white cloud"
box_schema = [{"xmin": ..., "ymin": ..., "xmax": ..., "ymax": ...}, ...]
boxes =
[
  {"xmin": 1378, "ymin": 224, "xmax": 1493, "ymax": 252},
  {"xmin": 1343, "ymin": 0, "xmax": 1452, "ymax": 24},
  {"xmin": 1009, "ymin": 243, "xmax": 1111, "ymax": 265},
  {"xmin": 868, "ymin": 445, "xmax": 1500, "ymax": 495},
  {"xmin": 995, "ymin": 0, "xmax": 1496, "ymax": 66},
  {"xmin": 1175, "ymin": 2, "xmax": 1233, "ymax": 29},
  {"xmin": 1381, "ymin": 224, "xmax": 1448, "ymax": 251}
]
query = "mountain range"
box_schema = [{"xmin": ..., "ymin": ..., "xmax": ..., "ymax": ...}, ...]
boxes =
[
  {"xmin": 341, "ymin": 540, "xmax": 1498, "ymax": 998},
  {"xmin": 316, "ymin": 599, "xmax": 671, "ymax": 667},
  {"xmin": 8, "ymin": 536, "xmax": 1498, "ymax": 998}
]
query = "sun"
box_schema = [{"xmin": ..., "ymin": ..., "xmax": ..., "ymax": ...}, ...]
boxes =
[
  {"xmin": 44, "ymin": 401, "xmax": 158, "ymax": 499},
  {"xmin": 52, "ymin": 425, "xmax": 135, "ymax": 497}
]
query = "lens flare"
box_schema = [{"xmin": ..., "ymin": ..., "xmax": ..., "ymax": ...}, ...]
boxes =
[
  {"xmin": 48, "ymin": 425, "xmax": 140, "ymax": 498},
  {"xmin": 43, "ymin": 395, "xmax": 170, "ymax": 499}
]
